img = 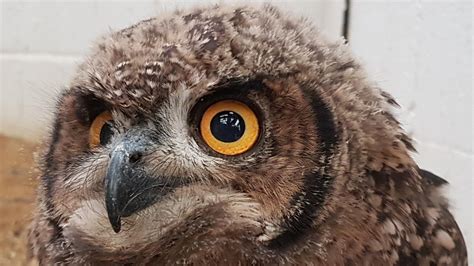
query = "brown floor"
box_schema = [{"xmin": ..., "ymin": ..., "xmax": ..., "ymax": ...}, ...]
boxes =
[{"xmin": 0, "ymin": 135, "xmax": 39, "ymax": 265}]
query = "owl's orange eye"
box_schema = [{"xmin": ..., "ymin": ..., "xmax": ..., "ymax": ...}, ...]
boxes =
[
  {"xmin": 89, "ymin": 111, "xmax": 114, "ymax": 148},
  {"xmin": 200, "ymin": 100, "xmax": 259, "ymax": 155}
]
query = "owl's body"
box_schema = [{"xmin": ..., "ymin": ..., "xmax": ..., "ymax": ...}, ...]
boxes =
[{"xmin": 28, "ymin": 4, "xmax": 466, "ymax": 265}]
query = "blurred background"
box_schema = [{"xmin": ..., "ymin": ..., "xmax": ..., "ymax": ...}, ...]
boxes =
[{"xmin": 0, "ymin": 0, "xmax": 472, "ymax": 264}]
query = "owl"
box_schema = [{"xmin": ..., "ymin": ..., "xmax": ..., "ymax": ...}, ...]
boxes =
[{"xmin": 28, "ymin": 4, "xmax": 467, "ymax": 265}]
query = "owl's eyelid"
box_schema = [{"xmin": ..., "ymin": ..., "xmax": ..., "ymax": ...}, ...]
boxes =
[
  {"xmin": 204, "ymin": 78, "xmax": 267, "ymax": 98},
  {"xmin": 193, "ymin": 78, "xmax": 269, "ymax": 123},
  {"xmin": 70, "ymin": 91, "xmax": 111, "ymax": 125}
]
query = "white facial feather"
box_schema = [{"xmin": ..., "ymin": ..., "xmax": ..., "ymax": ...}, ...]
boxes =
[{"xmin": 63, "ymin": 186, "xmax": 263, "ymax": 253}]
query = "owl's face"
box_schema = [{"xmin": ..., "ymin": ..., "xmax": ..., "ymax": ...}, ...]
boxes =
[{"xmin": 38, "ymin": 5, "xmax": 412, "ymax": 261}]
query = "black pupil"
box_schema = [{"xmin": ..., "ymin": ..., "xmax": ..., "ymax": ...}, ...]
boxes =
[
  {"xmin": 100, "ymin": 122, "xmax": 114, "ymax": 146},
  {"xmin": 210, "ymin": 111, "xmax": 245, "ymax": 142}
]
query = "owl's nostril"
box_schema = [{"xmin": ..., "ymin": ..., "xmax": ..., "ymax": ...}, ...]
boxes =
[{"xmin": 129, "ymin": 152, "xmax": 142, "ymax": 163}]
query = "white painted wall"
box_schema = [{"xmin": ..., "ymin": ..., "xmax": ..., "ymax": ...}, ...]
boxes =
[
  {"xmin": 349, "ymin": 0, "xmax": 473, "ymax": 257},
  {"xmin": 1, "ymin": 0, "xmax": 471, "ymax": 258}
]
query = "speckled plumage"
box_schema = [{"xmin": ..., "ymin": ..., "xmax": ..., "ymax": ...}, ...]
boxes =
[{"xmin": 28, "ymin": 4, "xmax": 467, "ymax": 265}]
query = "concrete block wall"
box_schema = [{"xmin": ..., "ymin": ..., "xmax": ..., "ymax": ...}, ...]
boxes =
[
  {"xmin": 349, "ymin": 0, "xmax": 472, "ymax": 255},
  {"xmin": 1, "ymin": 0, "xmax": 471, "ymax": 257}
]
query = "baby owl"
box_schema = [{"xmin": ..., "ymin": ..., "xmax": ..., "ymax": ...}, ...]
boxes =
[{"xmin": 28, "ymin": 4, "xmax": 467, "ymax": 265}]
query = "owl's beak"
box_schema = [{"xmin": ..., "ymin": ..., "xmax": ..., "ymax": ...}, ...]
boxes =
[
  {"xmin": 105, "ymin": 144, "xmax": 138, "ymax": 233},
  {"xmin": 105, "ymin": 147, "xmax": 129, "ymax": 233},
  {"xmin": 105, "ymin": 131, "xmax": 166, "ymax": 233}
]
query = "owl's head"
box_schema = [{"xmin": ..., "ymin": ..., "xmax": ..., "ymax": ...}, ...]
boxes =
[{"xmin": 35, "ymin": 4, "xmax": 416, "ymax": 263}]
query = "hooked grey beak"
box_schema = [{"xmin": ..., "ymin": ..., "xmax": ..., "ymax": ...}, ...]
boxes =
[
  {"xmin": 105, "ymin": 145, "xmax": 134, "ymax": 233},
  {"xmin": 105, "ymin": 129, "xmax": 171, "ymax": 233}
]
